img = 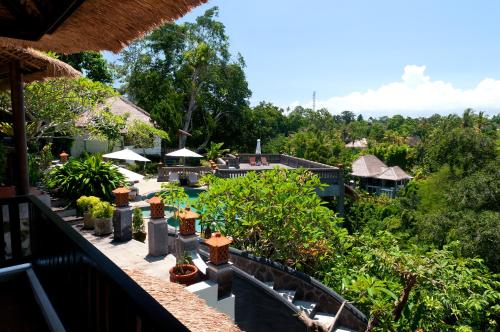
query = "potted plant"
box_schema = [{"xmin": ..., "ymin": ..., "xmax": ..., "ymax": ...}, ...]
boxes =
[
  {"xmin": 169, "ymin": 251, "xmax": 198, "ymax": 286},
  {"xmin": 132, "ymin": 207, "xmax": 146, "ymax": 242},
  {"xmin": 0, "ymin": 141, "xmax": 15, "ymax": 199},
  {"xmin": 77, "ymin": 196, "xmax": 101, "ymax": 229},
  {"xmin": 92, "ymin": 201, "xmax": 114, "ymax": 236}
]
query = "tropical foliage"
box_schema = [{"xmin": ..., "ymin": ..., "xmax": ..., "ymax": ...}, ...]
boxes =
[
  {"xmin": 158, "ymin": 182, "xmax": 189, "ymax": 211},
  {"xmin": 0, "ymin": 77, "xmax": 115, "ymax": 148},
  {"xmin": 197, "ymin": 168, "xmax": 346, "ymax": 271},
  {"xmin": 46, "ymin": 155, "xmax": 124, "ymax": 201},
  {"xmin": 124, "ymin": 119, "xmax": 169, "ymax": 149},
  {"xmin": 117, "ymin": 7, "xmax": 251, "ymax": 150},
  {"xmin": 205, "ymin": 142, "xmax": 229, "ymax": 161}
]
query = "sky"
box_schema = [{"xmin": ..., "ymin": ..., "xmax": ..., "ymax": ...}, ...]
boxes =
[{"xmin": 107, "ymin": 0, "xmax": 500, "ymax": 117}]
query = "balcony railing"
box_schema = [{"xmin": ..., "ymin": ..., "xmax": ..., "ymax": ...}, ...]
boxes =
[
  {"xmin": 0, "ymin": 195, "xmax": 188, "ymax": 331},
  {"xmin": 216, "ymin": 154, "xmax": 343, "ymax": 186}
]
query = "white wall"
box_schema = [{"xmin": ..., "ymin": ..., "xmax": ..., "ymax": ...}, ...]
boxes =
[{"xmin": 71, "ymin": 135, "xmax": 161, "ymax": 157}]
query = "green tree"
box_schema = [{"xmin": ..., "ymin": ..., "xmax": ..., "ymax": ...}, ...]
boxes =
[
  {"xmin": 197, "ymin": 168, "xmax": 346, "ymax": 272},
  {"xmin": 124, "ymin": 119, "xmax": 169, "ymax": 150},
  {"xmin": 59, "ymin": 52, "xmax": 113, "ymax": 84},
  {"xmin": 0, "ymin": 78, "xmax": 115, "ymax": 148},
  {"xmin": 117, "ymin": 7, "xmax": 251, "ymax": 150},
  {"xmin": 87, "ymin": 109, "xmax": 127, "ymax": 151}
]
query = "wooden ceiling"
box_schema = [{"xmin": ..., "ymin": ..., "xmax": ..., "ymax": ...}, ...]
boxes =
[{"xmin": 0, "ymin": 0, "xmax": 85, "ymax": 40}]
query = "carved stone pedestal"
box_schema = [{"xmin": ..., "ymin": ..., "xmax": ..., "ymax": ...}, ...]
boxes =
[
  {"xmin": 113, "ymin": 207, "xmax": 132, "ymax": 241},
  {"xmin": 206, "ymin": 262, "xmax": 233, "ymax": 300},
  {"xmin": 148, "ymin": 218, "xmax": 169, "ymax": 256}
]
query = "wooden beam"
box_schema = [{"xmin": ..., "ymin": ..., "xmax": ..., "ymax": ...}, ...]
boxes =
[
  {"xmin": 9, "ymin": 60, "xmax": 29, "ymax": 195},
  {"xmin": 0, "ymin": 0, "xmax": 86, "ymax": 41}
]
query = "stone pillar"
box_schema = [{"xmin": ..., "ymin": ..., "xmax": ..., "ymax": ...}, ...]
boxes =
[
  {"xmin": 112, "ymin": 187, "xmax": 132, "ymax": 242},
  {"xmin": 205, "ymin": 232, "xmax": 233, "ymax": 299},
  {"xmin": 176, "ymin": 234, "xmax": 199, "ymax": 254},
  {"xmin": 148, "ymin": 218, "xmax": 169, "ymax": 256},
  {"xmin": 147, "ymin": 196, "xmax": 169, "ymax": 256},
  {"xmin": 206, "ymin": 263, "xmax": 233, "ymax": 300},
  {"xmin": 113, "ymin": 207, "xmax": 132, "ymax": 241}
]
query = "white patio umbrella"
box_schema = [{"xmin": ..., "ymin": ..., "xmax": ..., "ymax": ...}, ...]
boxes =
[
  {"xmin": 115, "ymin": 166, "xmax": 144, "ymax": 182},
  {"xmin": 166, "ymin": 147, "xmax": 203, "ymax": 166},
  {"xmin": 166, "ymin": 148, "xmax": 203, "ymax": 158},
  {"xmin": 103, "ymin": 148, "xmax": 150, "ymax": 162},
  {"xmin": 255, "ymin": 139, "xmax": 262, "ymax": 155}
]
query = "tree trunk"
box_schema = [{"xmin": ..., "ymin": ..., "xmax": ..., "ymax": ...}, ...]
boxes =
[
  {"xmin": 393, "ymin": 272, "xmax": 417, "ymax": 321},
  {"xmin": 196, "ymin": 129, "xmax": 212, "ymax": 152},
  {"xmin": 297, "ymin": 311, "xmax": 328, "ymax": 332},
  {"xmin": 365, "ymin": 313, "xmax": 379, "ymax": 332},
  {"xmin": 179, "ymin": 70, "xmax": 199, "ymax": 149}
]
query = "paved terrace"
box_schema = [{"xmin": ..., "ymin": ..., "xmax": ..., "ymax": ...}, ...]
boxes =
[{"xmin": 74, "ymin": 226, "xmax": 240, "ymax": 332}]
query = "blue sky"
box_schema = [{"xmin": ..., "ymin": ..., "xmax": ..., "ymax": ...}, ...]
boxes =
[{"xmin": 107, "ymin": 0, "xmax": 500, "ymax": 117}]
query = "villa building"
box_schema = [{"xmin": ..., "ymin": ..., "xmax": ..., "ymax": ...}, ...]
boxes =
[
  {"xmin": 345, "ymin": 138, "xmax": 368, "ymax": 149},
  {"xmin": 71, "ymin": 96, "xmax": 162, "ymax": 157},
  {"xmin": 350, "ymin": 155, "xmax": 412, "ymax": 198}
]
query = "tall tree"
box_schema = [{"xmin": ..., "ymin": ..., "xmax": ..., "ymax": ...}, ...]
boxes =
[
  {"xmin": 59, "ymin": 52, "xmax": 113, "ymax": 84},
  {"xmin": 0, "ymin": 78, "xmax": 115, "ymax": 149},
  {"xmin": 117, "ymin": 7, "xmax": 251, "ymax": 150}
]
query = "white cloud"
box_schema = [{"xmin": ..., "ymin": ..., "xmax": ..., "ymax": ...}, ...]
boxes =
[{"xmin": 298, "ymin": 65, "xmax": 500, "ymax": 117}]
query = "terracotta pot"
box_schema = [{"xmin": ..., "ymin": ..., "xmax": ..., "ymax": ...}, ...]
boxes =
[
  {"xmin": 0, "ymin": 185, "xmax": 15, "ymax": 199},
  {"xmin": 169, "ymin": 264, "xmax": 198, "ymax": 285},
  {"xmin": 82, "ymin": 211, "xmax": 95, "ymax": 230},
  {"xmin": 133, "ymin": 231, "xmax": 146, "ymax": 243},
  {"xmin": 94, "ymin": 217, "xmax": 112, "ymax": 236}
]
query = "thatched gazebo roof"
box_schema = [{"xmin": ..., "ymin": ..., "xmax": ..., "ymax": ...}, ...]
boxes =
[
  {"xmin": 0, "ymin": 46, "xmax": 80, "ymax": 90},
  {"xmin": 0, "ymin": 0, "xmax": 208, "ymax": 54}
]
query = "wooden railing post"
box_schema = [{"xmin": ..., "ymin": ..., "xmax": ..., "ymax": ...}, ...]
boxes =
[{"xmin": 9, "ymin": 61, "xmax": 29, "ymax": 195}]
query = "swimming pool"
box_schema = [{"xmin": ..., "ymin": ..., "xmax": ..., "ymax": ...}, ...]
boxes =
[{"xmin": 142, "ymin": 187, "xmax": 205, "ymax": 232}]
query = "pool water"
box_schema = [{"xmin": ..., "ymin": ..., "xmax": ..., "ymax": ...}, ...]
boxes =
[{"xmin": 142, "ymin": 188, "xmax": 204, "ymax": 232}]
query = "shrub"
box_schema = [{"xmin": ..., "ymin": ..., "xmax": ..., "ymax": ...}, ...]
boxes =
[
  {"xmin": 91, "ymin": 201, "xmax": 114, "ymax": 219},
  {"xmin": 158, "ymin": 183, "xmax": 188, "ymax": 211},
  {"xmin": 197, "ymin": 168, "xmax": 346, "ymax": 272},
  {"xmin": 132, "ymin": 207, "xmax": 144, "ymax": 233},
  {"xmin": 76, "ymin": 196, "xmax": 101, "ymax": 214},
  {"xmin": 46, "ymin": 155, "xmax": 124, "ymax": 201}
]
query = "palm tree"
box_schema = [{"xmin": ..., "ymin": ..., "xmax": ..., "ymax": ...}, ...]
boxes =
[{"xmin": 205, "ymin": 142, "xmax": 230, "ymax": 161}]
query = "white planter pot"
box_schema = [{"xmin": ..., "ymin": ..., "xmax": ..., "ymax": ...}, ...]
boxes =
[
  {"xmin": 94, "ymin": 217, "xmax": 112, "ymax": 236},
  {"xmin": 83, "ymin": 212, "xmax": 95, "ymax": 230}
]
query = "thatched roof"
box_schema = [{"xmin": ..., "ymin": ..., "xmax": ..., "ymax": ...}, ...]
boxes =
[
  {"xmin": 125, "ymin": 269, "xmax": 241, "ymax": 332},
  {"xmin": 351, "ymin": 155, "xmax": 412, "ymax": 181},
  {"xmin": 76, "ymin": 96, "xmax": 151, "ymax": 127},
  {"xmin": 0, "ymin": 46, "xmax": 80, "ymax": 90},
  {"xmin": 0, "ymin": 0, "xmax": 208, "ymax": 54},
  {"xmin": 351, "ymin": 155, "xmax": 387, "ymax": 178},
  {"xmin": 377, "ymin": 166, "xmax": 412, "ymax": 181}
]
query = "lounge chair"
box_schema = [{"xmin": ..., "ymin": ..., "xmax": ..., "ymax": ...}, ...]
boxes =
[
  {"xmin": 261, "ymin": 156, "xmax": 269, "ymax": 166},
  {"xmin": 249, "ymin": 156, "xmax": 256, "ymax": 166},
  {"xmin": 228, "ymin": 157, "xmax": 240, "ymax": 169},
  {"xmin": 168, "ymin": 172, "xmax": 180, "ymax": 183},
  {"xmin": 188, "ymin": 172, "xmax": 199, "ymax": 186}
]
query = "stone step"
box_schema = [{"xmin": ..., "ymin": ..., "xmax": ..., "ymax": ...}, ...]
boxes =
[
  {"xmin": 293, "ymin": 300, "xmax": 317, "ymax": 316},
  {"xmin": 313, "ymin": 312, "xmax": 336, "ymax": 328},
  {"xmin": 62, "ymin": 215, "xmax": 83, "ymax": 224},
  {"xmin": 276, "ymin": 289, "xmax": 296, "ymax": 303}
]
